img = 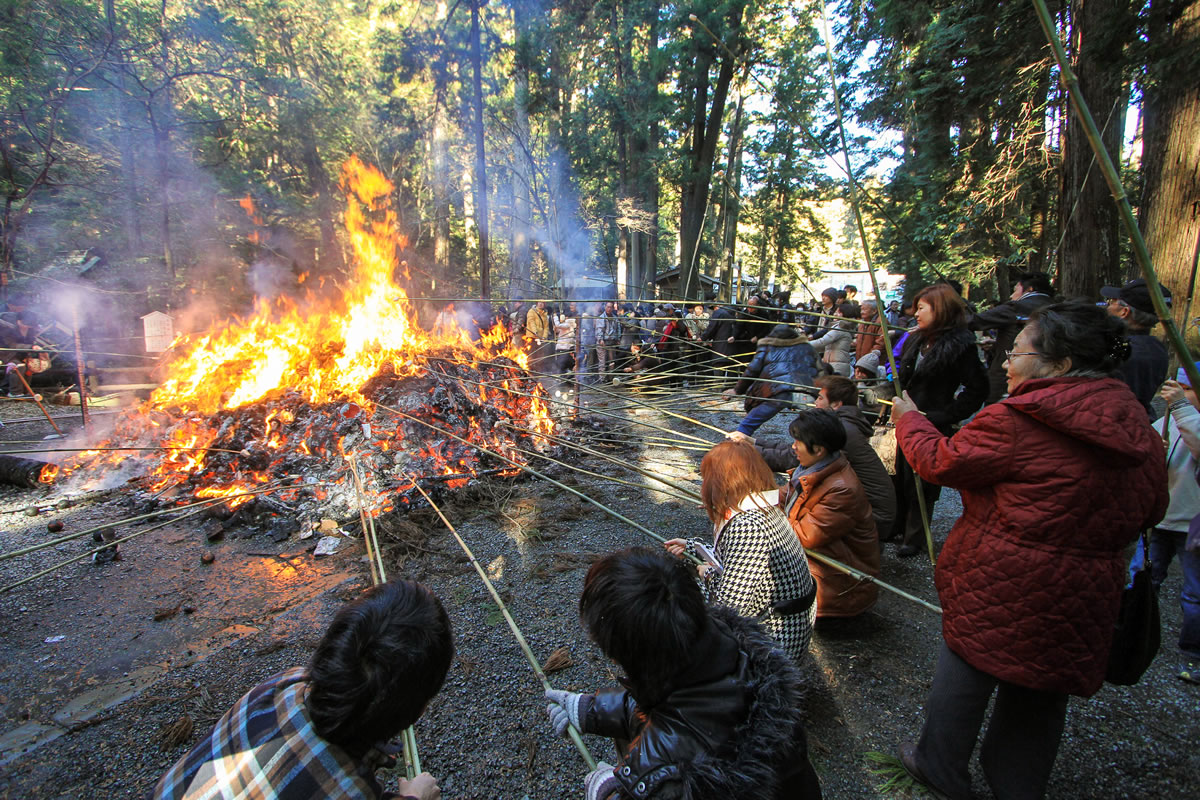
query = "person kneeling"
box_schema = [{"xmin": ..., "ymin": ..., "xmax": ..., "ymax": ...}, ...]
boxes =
[
  {"xmin": 153, "ymin": 579, "xmax": 452, "ymax": 800},
  {"xmin": 780, "ymin": 409, "xmax": 881, "ymax": 619},
  {"xmin": 545, "ymin": 547, "xmax": 822, "ymax": 800}
]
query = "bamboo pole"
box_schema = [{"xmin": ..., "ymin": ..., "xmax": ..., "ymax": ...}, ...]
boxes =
[
  {"xmin": 398, "ymin": 470, "xmax": 599, "ymax": 771},
  {"xmin": 804, "ymin": 550, "xmax": 942, "ymax": 615},
  {"xmin": 423, "ymin": 357, "xmax": 720, "ymax": 442},
  {"xmin": 1030, "ymin": 0, "xmax": 1200, "ymax": 389},
  {"xmin": 816, "ymin": 1, "xmax": 938, "ymax": 565},
  {"xmin": 374, "ymin": 402, "xmax": 682, "ymax": 550},
  {"xmin": 503, "ymin": 424, "xmax": 702, "ymax": 499},
  {"xmin": 0, "ymin": 500, "xmax": 224, "ymax": 593},
  {"xmin": 12, "ymin": 369, "xmax": 63, "ymax": 435},
  {"xmin": 344, "ymin": 451, "xmax": 418, "ymax": 778},
  {"xmin": 0, "ymin": 483, "xmax": 302, "ymax": 562},
  {"xmin": 0, "ymin": 446, "xmax": 248, "ymax": 456}
]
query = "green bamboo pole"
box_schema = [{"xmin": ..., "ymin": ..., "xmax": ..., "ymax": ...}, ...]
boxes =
[
  {"xmin": 0, "ymin": 482, "xmax": 301, "ymax": 563},
  {"xmin": 346, "ymin": 452, "xmax": 422, "ymax": 778},
  {"xmin": 1, "ymin": 501, "xmax": 224, "ymax": 593},
  {"xmin": 0, "ymin": 446, "xmax": 248, "ymax": 456},
  {"xmin": 816, "ymin": 1, "xmax": 938, "ymax": 565},
  {"xmin": 804, "ymin": 550, "xmax": 942, "ymax": 614},
  {"xmin": 1030, "ymin": 0, "xmax": 1200, "ymax": 389},
  {"xmin": 398, "ymin": 471, "xmax": 598, "ymax": 771},
  {"xmin": 425, "ymin": 357, "xmax": 725, "ymax": 440},
  {"xmin": 374, "ymin": 402, "xmax": 683, "ymax": 550}
]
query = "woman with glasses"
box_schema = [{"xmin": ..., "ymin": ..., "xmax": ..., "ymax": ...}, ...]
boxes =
[
  {"xmin": 889, "ymin": 301, "xmax": 1168, "ymax": 800},
  {"xmin": 889, "ymin": 283, "xmax": 989, "ymax": 555}
]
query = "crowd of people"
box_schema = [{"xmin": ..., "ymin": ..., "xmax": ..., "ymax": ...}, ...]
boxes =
[{"xmin": 155, "ymin": 274, "xmax": 1198, "ymax": 800}]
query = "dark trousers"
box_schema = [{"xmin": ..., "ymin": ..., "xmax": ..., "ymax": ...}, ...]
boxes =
[
  {"xmin": 890, "ymin": 451, "xmax": 942, "ymax": 547},
  {"xmin": 916, "ymin": 642, "xmax": 1069, "ymax": 800}
]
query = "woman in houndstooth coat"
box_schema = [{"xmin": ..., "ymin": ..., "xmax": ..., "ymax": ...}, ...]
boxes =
[{"xmin": 666, "ymin": 440, "xmax": 817, "ymax": 662}]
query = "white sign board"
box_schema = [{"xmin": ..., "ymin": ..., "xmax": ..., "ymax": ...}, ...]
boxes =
[{"xmin": 141, "ymin": 311, "xmax": 175, "ymax": 353}]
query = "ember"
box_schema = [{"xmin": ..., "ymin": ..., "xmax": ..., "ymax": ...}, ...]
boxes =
[{"xmin": 46, "ymin": 159, "xmax": 554, "ymax": 519}]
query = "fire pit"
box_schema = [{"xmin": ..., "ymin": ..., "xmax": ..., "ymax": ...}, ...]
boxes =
[{"xmin": 39, "ymin": 159, "xmax": 556, "ymax": 523}]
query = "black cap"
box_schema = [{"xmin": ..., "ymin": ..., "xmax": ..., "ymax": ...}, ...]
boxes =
[{"xmin": 1100, "ymin": 278, "xmax": 1171, "ymax": 316}]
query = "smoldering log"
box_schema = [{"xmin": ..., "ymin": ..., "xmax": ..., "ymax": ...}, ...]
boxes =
[{"xmin": 0, "ymin": 455, "xmax": 54, "ymax": 488}]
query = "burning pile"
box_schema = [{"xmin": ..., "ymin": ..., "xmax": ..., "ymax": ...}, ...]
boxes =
[{"xmin": 42, "ymin": 158, "xmax": 555, "ymax": 521}]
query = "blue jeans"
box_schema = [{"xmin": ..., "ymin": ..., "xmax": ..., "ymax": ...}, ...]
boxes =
[
  {"xmin": 736, "ymin": 397, "xmax": 789, "ymax": 436},
  {"xmin": 1129, "ymin": 528, "xmax": 1200, "ymax": 659}
]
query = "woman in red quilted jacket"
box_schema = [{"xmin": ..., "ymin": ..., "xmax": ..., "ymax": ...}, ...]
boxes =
[{"xmin": 890, "ymin": 301, "xmax": 1168, "ymax": 800}]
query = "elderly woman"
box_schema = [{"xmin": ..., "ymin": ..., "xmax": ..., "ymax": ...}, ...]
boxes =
[
  {"xmin": 665, "ymin": 440, "xmax": 817, "ymax": 662},
  {"xmin": 890, "ymin": 301, "xmax": 1168, "ymax": 800}
]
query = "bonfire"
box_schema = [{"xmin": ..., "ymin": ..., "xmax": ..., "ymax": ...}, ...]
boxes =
[{"xmin": 41, "ymin": 158, "xmax": 555, "ymax": 524}]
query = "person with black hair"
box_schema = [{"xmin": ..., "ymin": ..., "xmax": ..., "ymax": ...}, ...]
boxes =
[
  {"xmin": 756, "ymin": 376, "xmax": 895, "ymax": 538},
  {"xmin": 890, "ymin": 301, "xmax": 1168, "ymax": 800},
  {"xmin": 1101, "ymin": 277, "xmax": 1172, "ymax": 418},
  {"xmin": 968, "ymin": 271, "xmax": 1053, "ymax": 404},
  {"xmin": 154, "ymin": 579, "xmax": 454, "ymax": 800},
  {"xmin": 544, "ymin": 547, "xmax": 822, "ymax": 800},
  {"xmin": 776, "ymin": 408, "xmax": 881, "ymax": 619},
  {"xmin": 699, "ymin": 302, "xmax": 738, "ymax": 381}
]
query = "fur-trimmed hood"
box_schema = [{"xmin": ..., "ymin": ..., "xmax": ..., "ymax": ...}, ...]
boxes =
[
  {"xmin": 589, "ymin": 607, "xmax": 814, "ymax": 799},
  {"xmin": 900, "ymin": 325, "xmax": 977, "ymax": 379},
  {"xmin": 756, "ymin": 324, "xmax": 810, "ymax": 348},
  {"xmin": 670, "ymin": 608, "xmax": 811, "ymax": 799}
]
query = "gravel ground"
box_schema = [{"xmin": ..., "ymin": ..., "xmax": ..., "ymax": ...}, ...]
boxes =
[{"xmin": 0, "ymin": 390, "xmax": 1197, "ymax": 799}]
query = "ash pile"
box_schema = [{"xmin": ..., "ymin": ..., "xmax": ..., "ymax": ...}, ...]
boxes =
[{"xmin": 49, "ymin": 350, "xmax": 565, "ymax": 535}]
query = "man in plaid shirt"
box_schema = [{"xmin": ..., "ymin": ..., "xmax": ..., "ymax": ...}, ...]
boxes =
[{"xmin": 153, "ymin": 580, "xmax": 453, "ymax": 800}]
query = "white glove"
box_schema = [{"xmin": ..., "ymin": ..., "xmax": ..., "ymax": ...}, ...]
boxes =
[
  {"xmin": 544, "ymin": 688, "xmax": 590, "ymax": 737},
  {"xmin": 585, "ymin": 761, "xmax": 619, "ymax": 800}
]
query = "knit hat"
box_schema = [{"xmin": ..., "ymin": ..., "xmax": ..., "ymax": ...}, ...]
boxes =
[{"xmin": 854, "ymin": 351, "xmax": 881, "ymax": 376}]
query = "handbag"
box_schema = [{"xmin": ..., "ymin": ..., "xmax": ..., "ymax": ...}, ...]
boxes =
[
  {"xmin": 1105, "ymin": 530, "xmax": 1161, "ymax": 685},
  {"xmin": 743, "ymin": 380, "xmax": 772, "ymax": 412}
]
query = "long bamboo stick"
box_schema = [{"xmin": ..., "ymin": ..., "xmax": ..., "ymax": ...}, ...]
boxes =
[
  {"xmin": 398, "ymin": 470, "xmax": 599, "ymax": 771},
  {"xmin": 804, "ymin": 550, "xmax": 942, "ymax": 614},
  {"xmin": 344, "ymin": 451, "xmax": 419, "ymax": 778},
  {"xmin": 0, "ymin": 482, "xmax": 301, "ymax": 563},
  {"xmin": 0, "ymin": 501, "xmax": 224, "ymax": 593},
  {"xmin": 374, "ymin": 403, "xmax": 682, "ymax": 550},
  {"xmin": 816, "ymin": 1, "xmax": 937, "ymax": 565},
  {"xmin": 423, "ymin": 357, "xmax": 722, "ymax": 442},
  {"xmin": 0, "ymin": 446, "xmax": 248, "ymax": 456},
  {"xmin": 503, "ymin": 425, "xmax": 702, "ymax": 499},
  {"xmin": 1030, "ymin": 0, "xmax": 1200, "ymax": 389}
]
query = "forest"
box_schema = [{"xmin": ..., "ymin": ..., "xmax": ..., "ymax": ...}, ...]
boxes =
[{"xmin": 1, "ymin": 0, "xmax": 1197, "ymax": 325}]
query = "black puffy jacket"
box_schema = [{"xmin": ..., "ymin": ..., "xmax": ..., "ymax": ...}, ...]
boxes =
[
  {"xmin": 583, "ymin": 609, "xmax": 822, "ymax": 800},
  {"xmin": 734, "ymin": 325, "xmax": 818, "ymax": 399},
  {"xmin": 897, "ymin": 326, "xmax": 988, "ymax": 433}
]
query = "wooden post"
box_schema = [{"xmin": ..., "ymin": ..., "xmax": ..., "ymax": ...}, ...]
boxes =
[{"xmin": 72, "ymin": 306, "xmax": 89, "ymax": 428}]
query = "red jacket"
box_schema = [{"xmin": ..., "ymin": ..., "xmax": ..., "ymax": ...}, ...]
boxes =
[{"xmin": 896, "ymin": 376, "xmax": 1167, "ymax": 696}]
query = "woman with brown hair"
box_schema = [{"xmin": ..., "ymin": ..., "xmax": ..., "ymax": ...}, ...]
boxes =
[
  {"xmin": 890, "ymin": 284, "xmax": 988, "ymax": 556},
  {"xmin": 665, "ymin": 440, "xmax": 817, "ymax": 661}
]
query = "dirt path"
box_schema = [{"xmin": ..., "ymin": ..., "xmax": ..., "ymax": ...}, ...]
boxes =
[{"xmin": 0, "ymin": 392, "xmax": 1196, "ymax": 799}]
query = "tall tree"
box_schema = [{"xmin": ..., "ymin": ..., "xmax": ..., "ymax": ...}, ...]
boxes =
[
  {"xmin": 677, "ymin": 1, "xmax": 747, "ymax": 300},
  {"xmin": 1139, "ymin": 0, "xmax": 1200, "ymax": 328},
  {"xmin": 1057, "ymin": 0, "xmax": 1134, "ymax": 298}
]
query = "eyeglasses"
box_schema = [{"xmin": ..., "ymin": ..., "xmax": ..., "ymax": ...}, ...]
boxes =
[{"xmin": 1005, "ymin": 350, "xmax": 1040, "ymax": 360}]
